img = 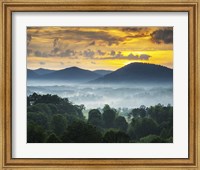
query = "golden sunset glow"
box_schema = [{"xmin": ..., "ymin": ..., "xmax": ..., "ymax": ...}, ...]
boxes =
[{"xmin": 27, "ymin": 27, "xmax": 173, "ymax": 70}]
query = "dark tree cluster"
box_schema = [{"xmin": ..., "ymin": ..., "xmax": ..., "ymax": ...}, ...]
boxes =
[{"xmin": 27, "ymin": 93, "xmax": 173, "ymax": 143}]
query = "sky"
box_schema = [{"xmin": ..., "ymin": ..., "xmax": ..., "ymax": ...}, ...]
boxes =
[{"xmin": 27, "ymin": 27, "xmax": 173, "ymax": 71}]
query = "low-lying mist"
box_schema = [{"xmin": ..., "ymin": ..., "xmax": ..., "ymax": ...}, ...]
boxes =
[{"xmin": 27, "ymin": 81, "xmax": 173, "ymax": 110}]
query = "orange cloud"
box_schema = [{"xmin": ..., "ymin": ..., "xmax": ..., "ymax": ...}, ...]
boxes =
[{"xmin": 27, "ymin": 27, "xmax": 173, "ymax": 70}]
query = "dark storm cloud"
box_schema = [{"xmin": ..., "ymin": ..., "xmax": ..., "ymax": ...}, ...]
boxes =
[
  {"xmin": 120, "ymin": 27, "xmax": 150, "ymax": 40},
  {"xmin": 151, "ymin": 28, "xmax": 173, "ymax": 44},
  {"xmin": 28, "ymin": 28, "xmax": 121, "ymax": 46},
  {"xmin": 27, "ymin": 27, "xmax": 157, "ymax": 57}
]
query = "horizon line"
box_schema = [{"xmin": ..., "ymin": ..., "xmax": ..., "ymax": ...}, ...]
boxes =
[{"xmin": 27, "ymin": 62, "xmax": 173, "ymax": 71}]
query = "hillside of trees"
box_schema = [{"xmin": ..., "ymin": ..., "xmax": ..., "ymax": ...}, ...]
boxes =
[{"xmin": 27, "ymin": 93, "xmax": 173, "ymax": 143}]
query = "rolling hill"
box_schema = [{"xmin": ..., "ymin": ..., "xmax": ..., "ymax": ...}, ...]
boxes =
[
  {"xmin": 33, "ymin": 66, "xmax": 101, "ymax": 82},
  {"xmin": 90, "ymin": 63, "xmax": 173, "ymax": 84},
  {"xmin": 27, "ymin": 69, "xmax": 40, "ymax": 79},
  {"xmin": 33, "ymin": 68, "xmax": 55, "ymax": 75},
  {"xmin": 27, "ymin": 63, "xmax": 173, "ymax": 84},
  {"xmin": 93, "ymin": 70, "xmax": 112, "ymax": 76}
]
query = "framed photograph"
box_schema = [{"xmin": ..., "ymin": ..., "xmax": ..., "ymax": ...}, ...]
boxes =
[{"xmin": 0, "ymin": 0, "xmax": 199, "ymax": 169}]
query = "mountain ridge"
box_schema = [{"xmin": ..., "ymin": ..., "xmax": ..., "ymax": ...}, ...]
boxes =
[
  {"xmin": 27, "ymin": 63, "xmax": 173, "ymax": 84},
  {"xmin": 93, "ymin": 70, "xmax": 112, "ymax": 76},
  {"xmin": 90, "ymin": 62, "xmax": 173, "ymax": 84},
  {"xmin": 34, "ymin": 66, "xmax": 101, "ymax": 82},
  {"xmin": 33, "ymin": 68, "xmax": 55, "ymax": 75}
]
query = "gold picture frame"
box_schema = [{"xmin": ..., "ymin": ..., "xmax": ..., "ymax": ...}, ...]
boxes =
[{"xmin": 0, "ymin": 0, "xmax": 199, "ymax": 169}]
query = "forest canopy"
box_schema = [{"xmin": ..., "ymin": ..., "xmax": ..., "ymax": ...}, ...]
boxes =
[{"xmin": 27, "ymin": 93, "xmax": 173, "ymax": 143}]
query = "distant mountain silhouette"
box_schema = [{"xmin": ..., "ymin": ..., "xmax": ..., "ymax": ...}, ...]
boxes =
[
  {"xmin": 27, "ymin": 69, "xmax": 39, "ymax": 79},
  {"xmin": 90, "ymin": 63, "xmax": 173, "ymax": 84},
  {"xmin": 33, "ymin": 68, "xmax": 55, "ymax": 75},
  {"xmin": 93, "ymin": 70, "xmax": 112, "ymax": 76},
  {"xmin": 27, "ymin": 63, "xmax": 173, "ymax": 84},
  {"xmin": 37, "ymin": 66, "xmax": 101, "ymax": 82}
]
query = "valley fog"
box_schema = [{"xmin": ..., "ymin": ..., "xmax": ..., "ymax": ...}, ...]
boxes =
[{"xmin": 27, "ymin": 82, "xmax": 173, "ymax": 109}]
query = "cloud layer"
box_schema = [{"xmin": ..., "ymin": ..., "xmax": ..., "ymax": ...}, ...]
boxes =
[
  {"xmin": 151, "ymin": 28, "xmax": 173, "ymax": 44},
  {"xmin": 27, "ymin": 27, "xmax": 173, "ymax": 70}
]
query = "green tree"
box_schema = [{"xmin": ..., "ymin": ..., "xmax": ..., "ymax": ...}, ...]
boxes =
[
  {"xmin": 28, "ymin": 93, "xmax": 62, "ymax": 105},
  {"xmin": 139, "ymin": 105, "xmax": 146, "ymax": 118},
  {"xmin": 47, "ymin": 103, "xmax": 58, "ymax": 114},
  {"xmin": 160, "ymin": 128, "xmax": 168, "ymax": 139},
  {"xmin": 103, "ymin": 130, "xmax": 130, "ymax": 143},
  {"xmin": 88, "ymin": 109, "xmax": 103, "ymax": 128},
  {"xmin": 129, "ymin": 117, "xmax": 158, "ymax": 139},
  {"xmin": 129, "ymin": 105, "xmax": 146, "ymax": 119},
  {"xmin": 114, "ymin": 116, "xmax": 128, "ymax": 132},
  {"xmin": 51, "ymin": 114, "xmax": 67, "ymax": 136},
  {"xmin": 28, "ymin": 103, "xmax": 52, "ymax": 115},
  {"xmin": 103, "ymin": 104, "xmax": 111, "ymax": 112},
  {"xmin": 127, "ymin": 125, "xmax": 137, "ymax": 141},
  {"xmin": 140, "ymin": 134, "xmax": 165, "ymax": 143},
  {"xmin": 62, "ymin": 121, "xmax": 102, "ymax": 143},
  {"xmin": 115, "ymin": 131, "xmax": 130, "ymax": 143},
  {"xmin": 102, "ymin": 109, "xmax": 116, "ymax": 128},
  {"xmin": 27, "ymin": 112, "xmax": 48, "ymax": 129},
  {"xmin": 27, "ymin": 122, "xmax": 46, "ymax": 143},
  {"xmin": 46, "ymin": 133, "xmax": 61, "ymax": 143},
  {"xmin": 147, "ymin": 104, "xmax": 173, "ymax": 124}
]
